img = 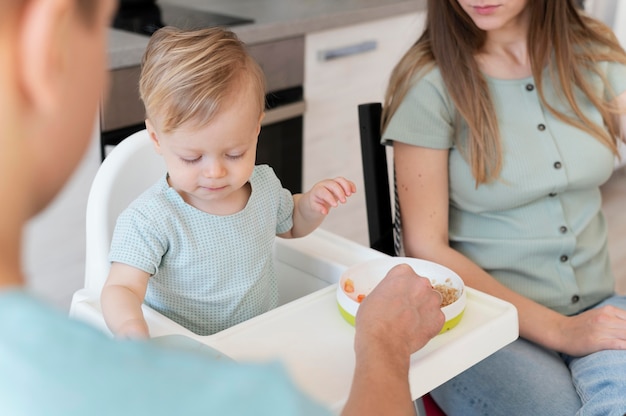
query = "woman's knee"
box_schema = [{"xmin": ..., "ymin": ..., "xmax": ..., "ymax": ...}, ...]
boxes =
[{"xmin": 430, "ymin": 338, "xmax": 581, "ymax": 415}]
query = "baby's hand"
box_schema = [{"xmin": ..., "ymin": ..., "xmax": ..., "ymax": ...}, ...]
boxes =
[
  {"xmin": 116, "ymin": 318, "xmax": 150, "ymax": 340},
  {"xmin": 308, "ymin": 177, "xmax": 356, "ymax": 215}
]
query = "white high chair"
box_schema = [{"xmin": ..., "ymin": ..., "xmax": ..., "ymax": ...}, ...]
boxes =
[
  {"xmin": 69, "ymin": 129, "xmax": 383, "ymax": 339},
  {"xmin": 68, "ymin": 130, "xmax": 517, "ymax": 415}
]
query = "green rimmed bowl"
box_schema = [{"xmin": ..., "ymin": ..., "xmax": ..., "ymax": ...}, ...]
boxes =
[{"xmin": 336, "ymin": 257, "xmax": 466, "ymax": 333}]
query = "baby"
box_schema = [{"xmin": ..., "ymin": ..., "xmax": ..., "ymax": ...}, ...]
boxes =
[{"xmin": 101, "ymin": 26, "xmax": 355, "ymax": 338}]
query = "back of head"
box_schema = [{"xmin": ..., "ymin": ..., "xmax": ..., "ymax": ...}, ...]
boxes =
[
  {"xmin": 139, "ymin": 26, "xmax": 266, "ymax": 133},
  {"xmin": 1, "ymin": 0, "xmax": 103, "ymax": 209},
  {"xmin": 1, "ymin": 0, "xmax": 109, "ymax": 280},
  {"xmin": 1, "ymin": 0, "xmax": 98, "ymax": 129}
]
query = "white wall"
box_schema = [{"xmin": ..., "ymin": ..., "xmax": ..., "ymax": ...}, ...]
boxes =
[
  {"xmin": 585, "ymin": 0, "xmax": 626, "ymax": 49},
  {"xmin": 21, "ymin": 120, "xmax": 100, "ymax": 310},
  {"xmin": 585, "ymin": 0, "xmax": 626, "ymax": 168}
]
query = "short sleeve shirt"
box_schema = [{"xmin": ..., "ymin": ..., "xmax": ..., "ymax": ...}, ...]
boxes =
[
  {"xmin": 109, "ymin": 165, "xmax": 294, "ymax": 335},
  {"xmin": 383, "ymin": 62, "xmax": 626, "ymax": 315}
]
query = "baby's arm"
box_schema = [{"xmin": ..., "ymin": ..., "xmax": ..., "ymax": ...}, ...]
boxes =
[
  {"xmin": 101, "ymin": 262, "xmax": 151, "ymax": 339},
  {"xmin": 281, "ymin": 176, "xmax": 356, "ymax": 238}
]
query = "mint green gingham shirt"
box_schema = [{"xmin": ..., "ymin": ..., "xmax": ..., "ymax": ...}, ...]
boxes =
[
  {"xmin": 383, "ymin": 62, "xmax": 626, "ymax": 315},
  {"xmin": 109, "ymin": 165, "xmax": 294, "ymax": 335}
]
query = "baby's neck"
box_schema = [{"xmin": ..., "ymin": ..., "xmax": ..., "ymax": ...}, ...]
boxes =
[{"xmin": 184, "ymin": 182, "xmax": 251, "ymax": 216}]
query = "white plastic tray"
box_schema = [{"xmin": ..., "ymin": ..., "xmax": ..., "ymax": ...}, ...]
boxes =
[
  {"xmin": 202, "ymin": 284, "xmax": 518, "ymax": 413},
  {"xmin": 71, "ymin": 229, "xmax": 518, "ymax": 413}
]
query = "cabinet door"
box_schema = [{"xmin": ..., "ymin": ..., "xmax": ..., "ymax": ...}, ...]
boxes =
[{"xmin": 304, "ymin": 12, "xmax": 425, "ymax": 246}]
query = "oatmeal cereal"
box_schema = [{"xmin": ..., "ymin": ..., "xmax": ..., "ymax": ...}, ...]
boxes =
[{"xmin": 432, "ymin": 278, "xmax": 460, "ymax": 307}]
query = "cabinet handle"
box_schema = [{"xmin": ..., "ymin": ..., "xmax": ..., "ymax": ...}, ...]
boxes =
[{"xmin": 317, "ymin": 40, "xmax": 378, "ymax": 62}]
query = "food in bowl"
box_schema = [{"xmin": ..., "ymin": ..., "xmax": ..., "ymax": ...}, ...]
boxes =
[
  {"xmin": 432, "ymin": 279, "xmax": 460, "ymax": 307},
  {"xmin": 336, "ymin": 257, "xmax": 466, "ymax": 333},
  {"xmin": 342, "ymin": 278, "xmax": 367, "ymax": 303}
]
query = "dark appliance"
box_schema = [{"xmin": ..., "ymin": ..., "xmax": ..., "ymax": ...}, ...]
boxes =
[
  {"xmin": 105, "ymin": 3, "xmax": 305, "ymax": 193},
  {"xmin": 113, "ymin": 1, "xmax": 254, "ymax": 36}
]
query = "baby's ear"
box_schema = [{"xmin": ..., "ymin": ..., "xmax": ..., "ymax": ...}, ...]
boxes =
[
  {"xmin": 145, "ymin": 119, "xmax": 163, "ymax": 154},
  {"xmin": 257, "ymin": 112, "xmax": 265, "ymax": 135},
  {"xmin": 18, "ymin": 0, "xmax": 72, "ymax": 114}
]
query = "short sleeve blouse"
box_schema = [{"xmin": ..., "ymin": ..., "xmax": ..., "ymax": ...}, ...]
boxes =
[{"xmin": 383, "ymin": 62, "xmax": 626, "ymax": 315}]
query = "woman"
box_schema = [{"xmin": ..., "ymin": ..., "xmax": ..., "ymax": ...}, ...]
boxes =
[{"xmin": 383, "ymin": 0, "xmax": 626, "ymax": 414}]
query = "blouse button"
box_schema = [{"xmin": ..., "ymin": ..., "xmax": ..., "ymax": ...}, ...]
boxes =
[
  {"xmin": 571, "ymin": 295, "xmax": 580, "ymax": 303},
  {"xmin": 526, "ymin": 84, "xmax": 535, "ymax": 91},
  {"xmin": 560, "ymin": 255, "xmax": 569, "ymax": 262},
  {"xmin": 538, "ymin": 124, "xmax": 546, "ymax": 131},
  {"xmin": 549, "ymin": 192, "xmax": 557, "ymax": 197},
  {"xmin": 559, "ymin": 226, "xmax": 568, "ymax": 234},
  {"xmin": 554, "ymin": 161, "xmax": 562, "ymax": 169}
]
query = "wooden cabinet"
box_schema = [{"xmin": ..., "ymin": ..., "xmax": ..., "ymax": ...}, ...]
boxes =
[{"xmin": 303, "ymin": 12, "xmax": 426, "ymax": 246}]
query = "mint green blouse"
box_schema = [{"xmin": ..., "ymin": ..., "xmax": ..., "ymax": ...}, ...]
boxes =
[{"xmin": 383, "ymin": 62, "xmax": 626, "ymax": 315}]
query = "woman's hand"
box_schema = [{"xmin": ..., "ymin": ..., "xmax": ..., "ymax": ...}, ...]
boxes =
[{"xmin": 555, "ymin": 304, "xmax": 626, "ymax": 356}]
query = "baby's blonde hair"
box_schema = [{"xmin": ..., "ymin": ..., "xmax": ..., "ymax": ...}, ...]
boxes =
[{"xmin": 139, "ymin": 26, "xmax": 266, "ymax": 133}]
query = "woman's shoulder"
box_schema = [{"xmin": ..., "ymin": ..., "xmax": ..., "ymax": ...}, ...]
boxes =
[
  {"xmin": 404, "ymin": 65, "xmax": 452, "ymax": 101},
  {"xmin": 401, "ymin": 65, "xmax": 455, "ymax": 114},
  {"xmin": 411, "ymin": 65, "xmax": 446, "ymax": 89}
]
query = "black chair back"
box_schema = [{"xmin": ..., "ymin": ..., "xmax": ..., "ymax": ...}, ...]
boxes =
[{"xmin": 358, "ymin": 102, "xmax": 398, "ymax": 256}]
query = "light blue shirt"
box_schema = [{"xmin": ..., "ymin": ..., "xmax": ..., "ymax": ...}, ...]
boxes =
[
  {"xmin": 0, "ymin": 290, "xmax": 331, "ymax": 416},
  {"xmin": 384, "ymin": 62, "xmax": 626, "ymax": 315},
  {"xmin": 109, "ymin": 165, "xmax": 294, "ymax": 335}
]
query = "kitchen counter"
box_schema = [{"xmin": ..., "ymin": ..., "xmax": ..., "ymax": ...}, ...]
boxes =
[{"xmin": 108, "ymin": 0, "xmax": 426, "ymax": 69}]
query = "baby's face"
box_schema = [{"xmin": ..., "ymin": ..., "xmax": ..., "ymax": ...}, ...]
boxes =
[{"xmin": 147, "ymin": 93, "xmax": 263, "ymax": 214}]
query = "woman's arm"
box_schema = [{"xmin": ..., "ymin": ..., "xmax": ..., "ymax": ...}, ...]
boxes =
[
  {"xmin": 394, "ymin": 142, "xmax": 626, "ymax": 356},
  {"xmin": 101, "ymin": 262, "xmax": 151, "ymax": 339},
  {"xmin": 612, "ymin": 89, "xmax": 626, "ymax": 143}
]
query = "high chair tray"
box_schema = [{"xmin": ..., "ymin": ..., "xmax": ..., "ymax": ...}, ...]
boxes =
[{"xmin": 197, "ymin": 283, "xmax": 518, "ymax": 413}]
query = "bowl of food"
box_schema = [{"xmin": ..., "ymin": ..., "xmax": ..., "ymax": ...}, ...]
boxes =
[{"xmin": 336, "ymin": 257, "xmax": 466, "ymax": 333}]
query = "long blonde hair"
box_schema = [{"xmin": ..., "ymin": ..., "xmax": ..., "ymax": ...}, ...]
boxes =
[{"xmin": 383, "ymin": 0, "xmax": 626, "ymax": 184}]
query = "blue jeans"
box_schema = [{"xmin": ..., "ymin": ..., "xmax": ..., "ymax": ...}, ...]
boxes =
[{"xmin": 429, "ymin": 294, "xmax": 626, "ymax": 416}]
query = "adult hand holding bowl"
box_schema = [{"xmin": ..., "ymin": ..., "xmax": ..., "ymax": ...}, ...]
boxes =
[{"xmin": 337, "ymin": 257, "xmax": 467, "ymax": 333}]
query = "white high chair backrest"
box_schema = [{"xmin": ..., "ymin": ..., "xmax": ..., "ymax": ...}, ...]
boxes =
[{"xmin": 84, "ymin": 129, "xmax": 166, "ymax": 293}]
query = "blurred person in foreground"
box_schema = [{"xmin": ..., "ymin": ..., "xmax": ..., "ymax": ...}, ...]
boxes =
[{"xmin": 0, "ymin": 0, "xmax": 444, "ymax": 415}]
